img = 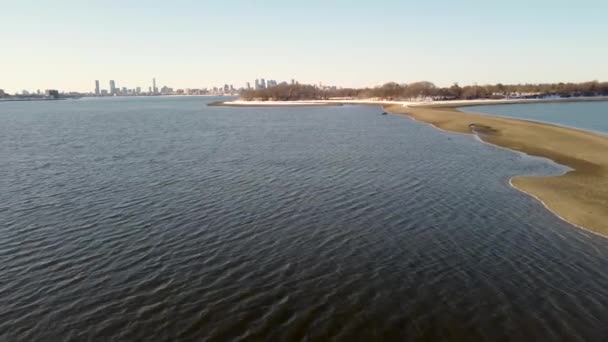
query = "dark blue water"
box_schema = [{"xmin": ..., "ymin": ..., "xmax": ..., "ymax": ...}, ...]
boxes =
[
  {"xmin": 2, "ymin": 97, "xmax": 608, "ymax": 341},
  {"xmin": 460, "ymin": 101, "xmax": 608, "ymax": 135}
]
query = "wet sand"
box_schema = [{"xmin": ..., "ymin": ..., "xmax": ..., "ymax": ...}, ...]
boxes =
[{"xmin": 385, "ymin": 104, "xmax": 608, "ymax": 237}]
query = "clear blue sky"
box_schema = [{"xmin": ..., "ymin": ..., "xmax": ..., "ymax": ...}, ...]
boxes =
[{"xmin": 1, "ymin": 0, "xmax": 607, "ymax": 93}]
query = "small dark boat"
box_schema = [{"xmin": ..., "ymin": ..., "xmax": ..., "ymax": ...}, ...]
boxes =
[{"xmin": 381, "ymin": 111, "xmax": 388, "ymax": 115}]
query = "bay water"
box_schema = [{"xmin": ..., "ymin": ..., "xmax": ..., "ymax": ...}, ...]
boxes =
[{"xmin": 2, "ymin": 97, "xmax": 608, "ymax": 340}]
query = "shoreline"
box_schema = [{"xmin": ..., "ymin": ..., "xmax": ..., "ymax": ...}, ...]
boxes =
[
  {"xmin": 207, "ymin": 99, "xmax": 407, "ymax": 107},
  {"xmin": 507, "ymin": 179, "xmax": 608, "ymax": 240},
  {"xmin": 384, "ymin": 103, "xmax": 608, "ymax": 237},
  {"xmin": 404, "ymin": 112, "xmax": 601, "ymax": 237},
  {"xmin": 0, "ymin": 98, "xmax": 67, "ymax": 102},
  {"xmin": 211, "ymin": 96, "xmax": 608, "ymax": 108}
]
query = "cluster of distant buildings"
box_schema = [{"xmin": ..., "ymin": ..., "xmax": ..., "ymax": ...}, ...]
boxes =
[
  {"xmin": 246, "ymin": 79, "xmax": 338, "ymax": 92},
  {"xmin": 92, "ymin": 78, "xmax": 239, "ymax": 97},
  {"xmin": 91, "ymin": 77, "xmax": 305, "ymax": 97},
  {"xmin": 0, "ymin": 88, "xmax": 61, "ymax": 100},
  {"xmin": 94, "ymin": 78, "xmax": 159, "ymax": 96},
  {"xmin": 246, "ymin": 78, "xmax": 297, "ymax": 90},
  {"xmin": 1, "ymin": 77, "xmax": 306, "ymax": 100}
]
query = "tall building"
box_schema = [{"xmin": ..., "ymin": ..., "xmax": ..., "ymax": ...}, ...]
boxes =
[
  {"xmin": 95, "ymin": 80, "xmax": 100, "ymax": 95},
  {"xmin": 260, "ymin": 79, "xmax": 266, "ymax": 89},
  {"xmin": 152, "ymin": 78, "xmax": 157, "ymax": 94},
  {"xmin": 291, "ymin": 79, "xmax": 295, "ymax": 85},
  {"xmin": 246, "ymin": 82, "xmax": 251, "ymax": 89},
  {"xmin": 109, "ymin": 80, "xmax": 116, "ymax": 95}
]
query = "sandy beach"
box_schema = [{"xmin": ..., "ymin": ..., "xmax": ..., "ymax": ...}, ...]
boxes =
[{"xmin": 384, "ymin": 103, "xmax": 608, "ymax": 237}]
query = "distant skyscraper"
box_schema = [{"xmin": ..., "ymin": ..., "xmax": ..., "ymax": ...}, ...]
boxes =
[
  {"xmin": 109, "ymin": 80, "xmax": 116, "ymax": 95},
  {"xmin": 260, "ymin": 78, "xmax": 266, "ymax": 89},
  {"xmin": 246, "ymin": 82, "xmax": 251, "ymax": 89},
  {"xmin": 291, "ymin": 79, "xmax": 295, "ymax": 85},
  {"xmin": 152, "ymin": 78, "xmax": 157, "ymax": 94},
  {"xmin": 95, "ymin": 80, "xmax": 100, "ymax": 95}
]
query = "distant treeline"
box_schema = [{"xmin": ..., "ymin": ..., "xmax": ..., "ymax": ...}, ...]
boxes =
[{"xmin": 240, "ymin": 81, "xmax": 608, "ymax": 101}]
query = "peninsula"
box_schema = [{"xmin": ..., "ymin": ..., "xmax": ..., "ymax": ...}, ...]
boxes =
[{"xmin": 386, "ymin": 103, "xmax": 608, "ymax": 237}]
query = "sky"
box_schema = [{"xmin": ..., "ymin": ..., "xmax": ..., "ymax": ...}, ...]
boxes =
[{"xmin": 1, "ymin": 0, "xmax": 607, "ymax": 93}]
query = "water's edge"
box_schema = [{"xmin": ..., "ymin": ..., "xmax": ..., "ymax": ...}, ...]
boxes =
[{"xmin": 386, "ymin": 105, "xmax": 608, "ymax": 239}]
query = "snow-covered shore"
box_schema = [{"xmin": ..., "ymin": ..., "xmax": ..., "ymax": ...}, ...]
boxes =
[
  {"xmin": 215, "ymin": 96, "xmax": 608, "ymax": 108},
  {"xmin": 216, "ymin": 99, "xmax": 409, "ymax": 106}
]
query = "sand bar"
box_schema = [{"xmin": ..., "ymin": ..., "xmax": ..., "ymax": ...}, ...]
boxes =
[{"xmin": 384, "ymin": 103, "xmax": 608, "ymax": 237}]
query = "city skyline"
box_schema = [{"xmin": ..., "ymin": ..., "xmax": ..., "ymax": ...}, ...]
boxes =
[
  {"xmin": 85, "ymin": 77, "xmax": 242, "ymax": 96},
  {"xmin": 1, "ymin": 75, "xmax": 306, "ymax": 97},
  {"xmin": 4, "ymin": 77, "xmax": 608, "ymax": 99},
  {"xmin": 1, "ymin": 1, "xmax": 608, "ymax": 93},
  {"xmin": 4, "ymin": 75, "xmax": 303, "ymax": 96}
]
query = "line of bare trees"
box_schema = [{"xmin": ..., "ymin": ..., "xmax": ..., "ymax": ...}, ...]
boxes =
[{"xmin": 240, "ymin": 81, "xmax": 608, "ymax": 101}]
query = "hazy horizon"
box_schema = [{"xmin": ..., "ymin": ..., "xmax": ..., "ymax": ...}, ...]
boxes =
[{"xmin": 2, "ymin": 0, "xmax": 607, "ymax": 93}]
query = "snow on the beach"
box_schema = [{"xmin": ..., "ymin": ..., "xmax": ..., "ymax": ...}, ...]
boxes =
[
  {"xmin": 222, "ymin": 96, "xmax": 608, "ymax": 107},
  {"xmin": 224, "ymin": 99, "xmax": 412, "ymax": 106}
]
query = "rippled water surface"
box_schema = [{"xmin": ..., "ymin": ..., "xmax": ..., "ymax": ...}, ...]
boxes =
[
  {"xmin": 2, "ymin": 97, "xmax": 608, "ymax": 341},
  {"xmin": 460, "ymin": 101, "xmax": 608, "ymax": 134}
]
